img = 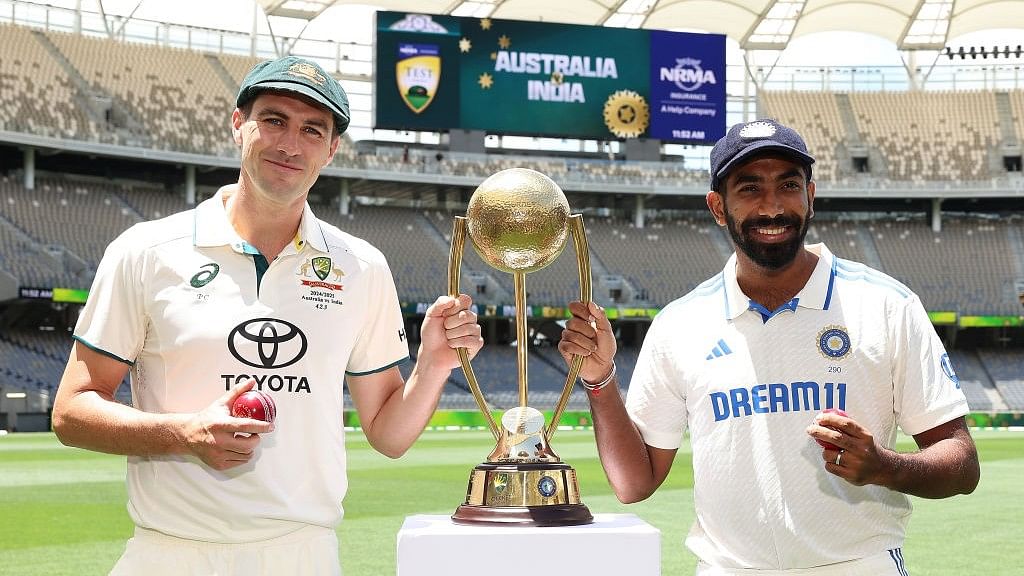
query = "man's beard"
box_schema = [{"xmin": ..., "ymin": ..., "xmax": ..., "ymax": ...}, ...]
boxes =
[{"xmin": 724, "ymin": 208, "xmax": 811, "ymax": 270}]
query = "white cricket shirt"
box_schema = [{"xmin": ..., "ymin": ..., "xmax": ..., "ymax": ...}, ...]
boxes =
[
  {"xmin": 74, "ymin": 188, "xmax": 409, "ymax": 543},
  {"xmin": 626, "ymin": 243, "xmax": 968, "ymax": 570}
]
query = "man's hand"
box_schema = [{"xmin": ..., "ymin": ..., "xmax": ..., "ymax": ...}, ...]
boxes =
[
  {"xmin": 807, "ymin": 410, "xmax": 892, "ymax": 486},
  {"xmin": 417, "ymin": 294, "xmax": 483, "ymax": 373},
  {"xmin": 181, "ymin": 380, "xmax": 275, "ymax": 471},
  {"xmin": 558, "ymin": 301, "xmax": 616, "ymax": 383}
]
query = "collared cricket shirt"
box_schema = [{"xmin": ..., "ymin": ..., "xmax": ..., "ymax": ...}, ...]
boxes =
[
  {"xmin": 626, "ymin": 243, "xmax": 968, "ymax": 570},
  {"xmin": 74, "ymin": 188, "xmax": 409, "ymax": 543}
]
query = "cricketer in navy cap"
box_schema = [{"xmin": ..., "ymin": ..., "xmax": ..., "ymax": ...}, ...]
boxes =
[{"xmin": 709, "ymin": 119, "xmax": 815, "ymax": 191}]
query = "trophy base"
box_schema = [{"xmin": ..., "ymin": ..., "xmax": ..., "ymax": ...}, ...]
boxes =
[
  {"xmin": 452, "ymin": 503, "xmax": 594, "ymax": 527},
  {"xmin": 452, "ymin": 462, "xmax": 593, "ymax": 527}
]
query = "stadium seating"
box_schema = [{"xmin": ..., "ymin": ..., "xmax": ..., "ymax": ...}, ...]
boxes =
[
  {"xmin": 46, "ymin": 29, "xmax": 238, "ymax": 156},
  {"xmin": 0, "ymin": 177, "xmax": 140, "ymax": 272},
  {"xmin": 871, "ymin": 217, "xmax": 1021, "ymax": 315},
  {"xmin": 849, "ymin": 91, "xmax": 1001, "ymax": 182},
  {"xmin": 585, "ymin": 214, "xmax": 727, "ymax": 306},
  {"xmin": 0, "ymin": 24, "xmax": 98, "ymax": 141}
]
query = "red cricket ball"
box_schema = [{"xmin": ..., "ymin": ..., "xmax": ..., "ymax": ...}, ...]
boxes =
[
  {"xmin": 814, "ymin": 407, "xmax": 847, "ymax": 450},
  {"xmin": 231, "ymin": 390, "xmax": 277, "ymax": 423}
]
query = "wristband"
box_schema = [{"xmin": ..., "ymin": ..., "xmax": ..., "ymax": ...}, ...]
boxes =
[{"xmin": 579, "ymin": 361, "xmax": 616, "ymax": 395}]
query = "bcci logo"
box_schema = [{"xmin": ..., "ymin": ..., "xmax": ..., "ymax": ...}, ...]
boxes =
[
  {"xmin": 396, "ymin": 43, "xmax": 440, "ymax": 114},
  {"xmin": 817, "ymin": 325, "xmax": 851, "ymax": 360},
  {"xmin": 940, "ymin": 353, "xmax": 960, "ymax": 389},
  {"xmin": 537, "ymin": 476, "xmax": 557, "ymax": 498}
]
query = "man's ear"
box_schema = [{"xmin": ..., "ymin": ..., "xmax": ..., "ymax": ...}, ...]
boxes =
[
  {"xmin": 807, "ymin": 180, "xmax": 816, "ymax": 220},
  {"xmin": 324, "ymin": 134, "xmax": 341, "ymax": 168},
  {"xmin": 706, "ymin": 190, "xmax": 726, "ymax": 226},
  {"xmin": 231, "ymin": 108, "xmax": 245, "ymax": 147}
]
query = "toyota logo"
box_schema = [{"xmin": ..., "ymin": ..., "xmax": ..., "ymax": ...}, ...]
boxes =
[{"xmin": 228, "ymin": 318, "xmax": 308, "ymax": 369}]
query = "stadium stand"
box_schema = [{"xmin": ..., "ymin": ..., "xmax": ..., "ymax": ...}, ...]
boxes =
[
  {"xmin": 0, "ymin": 23, "xmax": 98, "ymax": 141},
  {"xmin": 871, "ymin": 217, "xmax": 1022, "ymax": 315},
  {"xmin": 585, "ymin": 214, "xmax": 727, "ymax": 306},
  {"xmin": 45, "ymin": 30, "xmax": 238, "ymax": 156},
  {"xmin": 0, "ymin": 330, "xmax": 66, "ymax": 397},
  {"xmin": 848, "ymin": 91, "xmax": 1002, "ymax": 182},
  {"xmin": 0, "ymin": 177, "xmax": 139, "ymax": 272}
]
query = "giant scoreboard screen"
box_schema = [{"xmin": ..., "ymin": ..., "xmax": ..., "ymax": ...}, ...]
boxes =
[{"xmin": 374, "ymin": 12, "xmax": 726, "ymax": 143}]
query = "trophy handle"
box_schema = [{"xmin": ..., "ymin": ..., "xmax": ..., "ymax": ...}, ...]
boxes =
[
  {"xmin": 449, "ymin": 217, "xmax": 500, "ymax": 440},
  {"xmin": 545, "ymin": 214, "xmax": 591, "ymax": 441}
]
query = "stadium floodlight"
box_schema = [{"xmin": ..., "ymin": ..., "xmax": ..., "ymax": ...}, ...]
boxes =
[{"xmin": 943, "ymin": 44, "xmax": 1022, "ymax": 60}]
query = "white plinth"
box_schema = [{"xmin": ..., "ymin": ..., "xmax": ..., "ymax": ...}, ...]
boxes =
[{"xmin": 396, "ymin": 513, "xmax": 660, "ymax": 576}]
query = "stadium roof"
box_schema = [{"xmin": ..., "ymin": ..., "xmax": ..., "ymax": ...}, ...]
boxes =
[{"xmin": 256, "ymin": 0, "xmax": 1024, "ymax": 50}]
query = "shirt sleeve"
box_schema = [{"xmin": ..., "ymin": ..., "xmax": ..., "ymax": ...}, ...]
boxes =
[
  {"xmin": 625, "ymin": 313, "xmax": 689, "ymax": 450},
  {"xmin": 73, "ymin": 224, "xmax": 148, "ymax": 364},
  {"xmin": 345, "ymin": 254, "xmax": 409, "ymax": 375},
  {"xmin": 891, "ymin": 294, "xmax": 969, "ymax": 436}
]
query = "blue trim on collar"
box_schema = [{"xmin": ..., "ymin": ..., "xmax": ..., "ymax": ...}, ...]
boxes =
[
  {"xmin": 824, "ymin": 256, "xmax": 837, "ymax": 310},
  {"xmin": 748, "ymin": 297, "xmax": 800, "ymax": 324}
]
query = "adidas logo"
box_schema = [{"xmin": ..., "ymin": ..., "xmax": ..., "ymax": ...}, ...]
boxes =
[{"xmin": 706, "ymin": 338, "xmax": 733, "ymax": 360}]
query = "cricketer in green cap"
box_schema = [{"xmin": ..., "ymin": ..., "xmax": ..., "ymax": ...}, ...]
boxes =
[{"xmin": 237, "ymin": 55, "xmax": 351, "ymax": 135}]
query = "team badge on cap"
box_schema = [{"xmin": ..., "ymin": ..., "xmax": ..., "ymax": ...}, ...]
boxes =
[
  {"xmin": 817, "ymin": 325, "xmax": 851, "ymax": 360},
  {"xmin": 287, "ymin": 62, "xmax": 326, "ymax": 86},
  {"xmin": 739, "ymin": 121, "xmax": 777, "ymax": 139}
]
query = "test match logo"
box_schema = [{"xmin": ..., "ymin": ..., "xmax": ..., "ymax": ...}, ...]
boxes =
[
  {"xmin": 817, "ymin": 325, "xmax": 851, "ymax": 360},
  {"xmin": 396, "ymin": 43, "xmax": 440, "ymax": 114}
]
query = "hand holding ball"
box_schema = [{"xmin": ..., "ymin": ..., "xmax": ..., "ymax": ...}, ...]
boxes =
[
  {"xmin": 814, "ymin": 408, "xmax": 847, "ymax": 450},
  {"xmin": 231, "ymin": 390, "xmax": 277, "ymax": 424}
]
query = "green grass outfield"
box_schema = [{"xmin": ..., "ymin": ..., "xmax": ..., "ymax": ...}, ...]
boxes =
[{"xmin": 1, "ymin": 429, "xmax": 1021, "ymax": 575}]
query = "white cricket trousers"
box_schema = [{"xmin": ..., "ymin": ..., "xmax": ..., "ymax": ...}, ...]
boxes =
[
  {"xmin": 697, "ymin": 548, "xmax": 910, "ymax": 576},
  {"xmin": 109, "ymin": 524, "xmax": 342, "ymax": 576}
]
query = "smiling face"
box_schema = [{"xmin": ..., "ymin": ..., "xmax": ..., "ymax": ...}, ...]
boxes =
[
  {"xmin": 232, "ymin": 91, "xmax": 339, "ymax": 209},
  {"xmin": 707, "ymin": 155, "xmax": 815, "ymax": 271}
]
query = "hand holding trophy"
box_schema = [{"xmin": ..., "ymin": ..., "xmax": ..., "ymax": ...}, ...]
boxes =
[{"xmin": 448, "ymin": 167, "xmax": 593, "ymax": 526}]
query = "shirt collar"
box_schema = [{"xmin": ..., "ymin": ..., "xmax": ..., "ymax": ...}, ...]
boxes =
[
  {"xmin": 193, "ymin": 186, "xmax": 329, "ymax": 254},
  {"xmin": 723, "ymin": 242, "xmax": 836, "ymax": 321}
]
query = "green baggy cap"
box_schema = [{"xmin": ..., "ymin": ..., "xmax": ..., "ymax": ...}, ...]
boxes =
[{"xmin": 236, "ymin": 56, "xmax": 350, "ymax": 134}]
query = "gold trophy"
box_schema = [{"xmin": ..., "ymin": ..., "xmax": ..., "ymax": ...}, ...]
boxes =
[{"xmin": 448, "ymin": 167, "xmax": 593, "ymax": 526}]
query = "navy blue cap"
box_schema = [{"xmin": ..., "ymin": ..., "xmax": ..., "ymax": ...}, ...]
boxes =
[
  {"xmin": 236, "ymin": 56, "xmax": 350, "ymax": 134},
  {"xmin": 709, "ymin": 119, "xmax": 815, "ymax": 191}
]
